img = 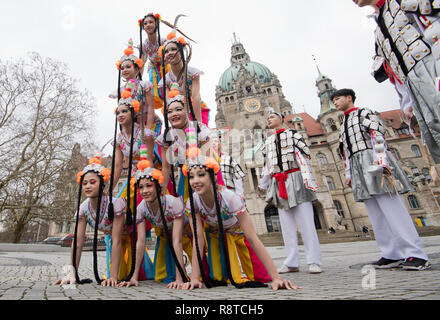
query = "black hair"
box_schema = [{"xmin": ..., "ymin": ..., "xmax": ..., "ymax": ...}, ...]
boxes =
[
  {"xmin": 92, "ymin": 174, "xmax": 105, "ymax": 284},
  {"xmin": 180, "ymin": 44, "xmax": 199, "ymax": 134},
  {"xmin": 72, "ymin": 173, "xmax": 93, "ymax": 284},
  {"xmin": 107, "ymin": 70, "xmax": 122, "ymax": 222},
  {"xmin": 269, "ymin": 111, "xmax": 285, "ymax": 120},
  {"xmin": 125, "ymin": 180, "xmax": 137, "ymax": 281},
  {"xmin": 207, "ymin": 169, "xmax": 267, "ymax": 289},
  {"xmin": 122, "ymin": 104, "xmax": 139, "ymax": 282},
  {"xmin": 124, "ymin": 106, "xmax": 136, "ymax": 227},
  {"xmin": 161, "ymin": 43, "xmax": 178, "ymax": 197},
  {"xmin": 330, "ymin": 88, "xmax": 356, "ymax": 103},
  {"xmin": 186, "ymin": 175, "xmax": 224, "ymax": 288},
  {"xmin": 153, "ymin": 180, "xmax": 189, "ymax": 282}
]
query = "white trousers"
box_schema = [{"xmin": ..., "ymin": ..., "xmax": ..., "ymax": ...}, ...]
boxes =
[
  {"xmin": 278, "ymin": 202, "xmax": 322, "ymax": 268},
  {"xmin": 364, "ymin": 194, "xmax": 428, "ymax": 261}
]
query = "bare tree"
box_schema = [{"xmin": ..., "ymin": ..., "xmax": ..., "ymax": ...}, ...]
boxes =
[{"xmin": 0, "ymin": 52, "xmax": 97, "ymax": 242}]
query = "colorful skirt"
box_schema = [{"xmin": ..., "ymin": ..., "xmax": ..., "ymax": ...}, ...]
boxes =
[
  {"xmin": 204, "ymin": 231, "xmax": 271, "ymax": 284},
  {"xmin": 115, "ymin": 182, "xmax": 155, "ymax": 280},
  {"xmin": 104, "ymin": 233, "xmax": 155, "ymax": 281},
  {"xmin": 153, "ymin": 226, "xmax": 193, "ymax": 283},
  {"xmin": 149, "ymin": 63, "xmax": 169, "ymax": 110}
]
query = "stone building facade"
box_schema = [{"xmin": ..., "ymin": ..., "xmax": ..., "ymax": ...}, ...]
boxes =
[{"xmin": 215, "ymin": 37, "xmax": 440, "ymax": 235}]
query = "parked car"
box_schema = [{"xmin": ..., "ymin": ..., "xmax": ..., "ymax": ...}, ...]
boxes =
[
  {"xmin": 83, "ymin": 237, "xmax": 107, "ymax": 251},
  {"xmin": 42, "ymin": 237, "xmax": 61, "ymax": 245},
  {"xmin": 57, "ymin": 233, "xmax": 88, "ymax": 247}
]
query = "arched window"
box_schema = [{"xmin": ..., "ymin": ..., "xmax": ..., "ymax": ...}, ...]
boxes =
[
  {"xmin": 333, "ymin": 200, "xmax": 345, "ymax": 218},
  {"xmin": 407, "ymin": 195, "xmax": 420, "ymax": 209},
  {"xmin": 326, "ymin": 176, "xmax": 336, "ymax": 190},
  {"xmin": 411, "ymin": 144, "xmax": 422, "ymax": 157},
  {"xmin": 338, "ymin": 115, "xmax": 344, "ymax": 124},
  {"xmin": 317, "ymin": 153, "xmax": 328, "ymax": 165},
  {"xmin": 225, "ymin": 97, "xmax": 229, "ymax": 103},
  {"xmin": 230, "ymin": 96, "xmax": 234, "ymax": 101},
  {"xmin": 421, "ymin": 167, "xmax": 432, "ymax": 181},
  {"xmin": 264, "ymin": 205, "xmax": 280, "ymax": 232},
  {"xmin": 327, "ymin": 118, "xmax": 337, "ymax": 132}
]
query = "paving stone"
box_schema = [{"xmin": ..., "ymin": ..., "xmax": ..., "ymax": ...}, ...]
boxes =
[{"xmin": 1, "ymin": 236, "xmax": 440, "ymax": 300}]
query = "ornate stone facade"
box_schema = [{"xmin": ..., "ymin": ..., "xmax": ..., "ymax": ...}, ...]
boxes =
[{"xmin": 215, "ymin": 38, "xmax": 440, "ymax": 235}]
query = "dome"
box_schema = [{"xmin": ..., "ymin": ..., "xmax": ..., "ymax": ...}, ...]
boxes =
[
  {"xmin": 218, "ymin": 61, "xmax": 272, "ymax": 92},
  {"xmin": 292, "ymin": 115, "xmax": 303, "ymax": 122}
]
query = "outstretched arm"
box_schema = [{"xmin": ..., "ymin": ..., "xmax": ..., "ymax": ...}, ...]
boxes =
[
  {"xmin": 237, "ymin": 211, "xmax": 301, "ymax": 291},
  {"xmin": 112, "ymin": 147, "xmax": 124, "ymax": 192},
  {"xmin": 52, "ymin": 219, "xmax": 87, "ymax": 286},
  {"xmin": 190, "ymin": 76, "xmax": 202, "ymax": 124},
  {"xmin": 118, "ymin": 220, "xmax": 146, "ymax": 288},
  {"xmin": 182, "ymin": 212, "xmax": 205, "ymax": 290},
  {"xmin": 167, "ymin": 216, "xmax": 186, "ymax": 289},
  {"xmin": 102, "ymin": 215, "xmax": 124, "ymax": 286}
]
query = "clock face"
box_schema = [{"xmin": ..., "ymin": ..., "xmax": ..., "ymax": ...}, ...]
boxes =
[{"xmin": 244, "ymin": 99, "xmax": 261, "ymax": 113}]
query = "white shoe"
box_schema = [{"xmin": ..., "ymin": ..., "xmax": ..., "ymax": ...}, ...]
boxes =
[
  {"xmin": 277, "ymin": 265, "xmax": 299, "ymax": 273},
  {"xmin": 308, "ymin": 264, "xmax": 322, "ymax": 274}
]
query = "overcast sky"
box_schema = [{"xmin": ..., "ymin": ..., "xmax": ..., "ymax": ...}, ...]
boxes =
[{"xmin": 0, "ymin": 1, "xmax": 398, "ymax": 156}]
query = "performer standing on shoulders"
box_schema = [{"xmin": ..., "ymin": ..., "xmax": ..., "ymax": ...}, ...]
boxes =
[
  {"xmin": 258, "ymin": 110, "xmax": 323, "ymax": 274},
  {"xmin": 138, "ymin": 13, "xmax": 166, "ymax": 111},
  {"xmin": 331, "ymin": 88, "xmax": 430, "ymax": 270},
  {"xmin": 159, "ymin": 29, "xmax": 210, "ymax": 126}
]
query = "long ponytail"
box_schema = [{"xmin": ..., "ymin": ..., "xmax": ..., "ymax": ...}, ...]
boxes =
[
  {"xmin": 72, "ymin": 174, "xmax": 92, "ymax": 284},
  {"xmin": 186, "ymin": 177, "xmax": 213, "ymax": 288},
  {"xmin": 108, "ymin": 69, "xmax": 123, "ymax": 222},
  {"xmin": 154, "ymin": 181, "xmax": 188, "ymax": 282},
  {"xmin": 208, "ymin": 169, "xmax": 267, "ymax": 289},
  {"xmin": 92, "ymin": 176, "xmax": 105, "ymax": 284},
  {"xmin": 125, "ymin": 181, "xmax": 137, "ymax": 281},
  {"xmin": 161, "ymin": 47, "xmax": 177, "ymax": 196},
  {"xmin": 124, "ymin": 107, "xmax": 136, "ymax": 226}
]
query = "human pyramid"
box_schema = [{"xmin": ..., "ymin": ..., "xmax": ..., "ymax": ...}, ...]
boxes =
[{"xmin": 53, "ymin": 7, "xmax": 432, "ymax": 292}]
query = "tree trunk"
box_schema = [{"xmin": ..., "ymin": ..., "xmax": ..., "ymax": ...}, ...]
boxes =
[{"xmin": 13, "ymin": 222, "xmax": 25, "ymax": 243}]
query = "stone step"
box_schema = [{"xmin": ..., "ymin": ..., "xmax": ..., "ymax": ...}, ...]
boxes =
[
  {"xmin": 143, "ymin": 226, "xmax": 440, "ymax": 249},
  {"xmin": 258, "ymin": 226, "xmax": 440, "ymax": 247}
]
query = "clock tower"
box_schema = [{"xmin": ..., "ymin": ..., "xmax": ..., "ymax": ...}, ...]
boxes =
[{"xmin": 215, "ymin": 34, "xmax": 294, "ymax": 134}]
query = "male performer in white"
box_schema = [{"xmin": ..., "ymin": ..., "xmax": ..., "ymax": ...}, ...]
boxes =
[
  {"xmin": 332, "ymin": 88, "xmax": 430, "ymax": 270},
  {"xmin": 258, "ymin": 111, "xmax": 322, "ymax": 274}
]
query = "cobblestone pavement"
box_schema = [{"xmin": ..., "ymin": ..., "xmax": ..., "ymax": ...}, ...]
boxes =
[{"xmin": 0, "ymin": 236, "xmax": 439, "ymax": 301}]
